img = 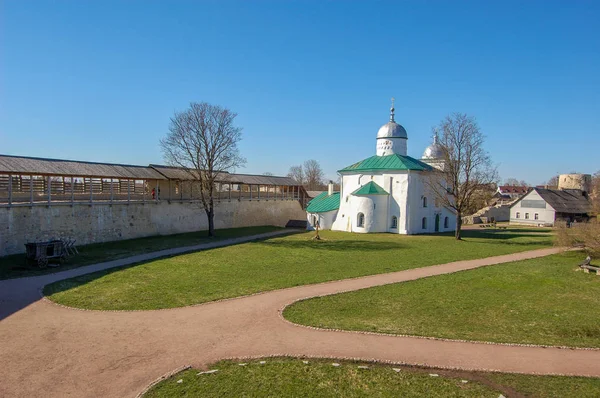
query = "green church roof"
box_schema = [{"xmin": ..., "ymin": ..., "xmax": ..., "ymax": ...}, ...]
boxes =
[
  {"xmin": 306, "ymin": 192, "xmax": 341, "ymax": 213},
  {"xmin": 339, "ymin": 154, "xmax": 433, "ymax": 173},
  {"xmin": 352, "ymin": 181, "xmax": 389, "ymax": 196}
]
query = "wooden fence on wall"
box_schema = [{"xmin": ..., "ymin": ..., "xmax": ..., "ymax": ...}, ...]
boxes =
[{"xmin": 0, "ymin": 174, "xmax": 305, "ymax": 207}]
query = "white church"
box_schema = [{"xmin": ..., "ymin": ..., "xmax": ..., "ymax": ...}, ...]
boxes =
[{"xmin": 306, "ymin": 102, "xmax": 456, "ymax": 234}]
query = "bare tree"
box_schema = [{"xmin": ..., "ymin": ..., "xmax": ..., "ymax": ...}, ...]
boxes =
[
  {"xmin": 287, "ymin": 165, "xmax": 305, "ymax": 185},
  {"xmin": 503, "ymin": 178, "xmax": 528, "ymax": 186},
  {"xmin": 160, "ymin": 102, "xmax": 246, "ymax": 237},
  {"xmin": 545, "ymin": 175, "xmax": 559, "ymax": 188},
  {"xmin": 304, "ymin": 159, "xmax": 325, "ymax": 191},
  {"xmin": 426, "ymin": 113, "xmax": 498, "ymax": 240}
]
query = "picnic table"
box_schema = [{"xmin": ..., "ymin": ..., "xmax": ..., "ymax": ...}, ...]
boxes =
[{"xmin": 25, "ymin": 240, "xmax": 68, "ymax": 268}]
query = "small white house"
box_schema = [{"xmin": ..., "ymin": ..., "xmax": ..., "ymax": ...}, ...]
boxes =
[
  {"xmin": 306, "ymin": 102, "xmax": 456, "ymax": 234},
  {"xmin": 510, "ymin": 187, "xmax": 592, "ymax": 226}
]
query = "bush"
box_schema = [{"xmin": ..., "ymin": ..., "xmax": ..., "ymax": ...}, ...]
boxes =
[{"xmin": 556, "ymin": 220, "xmax": 600, "ymax": 256}]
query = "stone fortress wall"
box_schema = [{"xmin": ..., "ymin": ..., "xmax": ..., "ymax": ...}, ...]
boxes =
[{"xmin": 0, "ymin": 200, "xmax": 306, "ymax": 256}]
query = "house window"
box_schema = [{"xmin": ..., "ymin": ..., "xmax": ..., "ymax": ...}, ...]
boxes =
[
  {"xmin": 357, "ymin": 212, "xmax": 365, "ymax": 227},
  {"xmin": 525, "ymin": 213, "xmax": 529, "ymax": 219},
  {"xmin": 516, "ymin": 212, "xmax": 520, "ymax": 219},
  {"xmin": 444, "ymin": 217, "xmax": 449, "ymax": 228},
  {"xmin": 422, "ymin": 196, "xmax": 428, "ymax": 207},
  {"xmin": 391, "ymin": 216, "xmax": 398, "ymax": 229},
  {"xmin": 534, "ymin": 213, "xmax": 539, "ymax": 220},
  {"xmin": 422, "ymin": 217, "xmax": 427, "ymax": 229}
]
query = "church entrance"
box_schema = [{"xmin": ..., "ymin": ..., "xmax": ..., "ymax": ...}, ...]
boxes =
[{"xmin": 435, "ymin": 214, "xmax": 440, "ymax": 232}]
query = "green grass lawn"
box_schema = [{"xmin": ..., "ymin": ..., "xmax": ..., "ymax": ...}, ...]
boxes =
[
  {"xmin": 284, "ymin": 251, "xmax": 600, "ymax": 348},
  {"xmin": 0, "ymin": 226, "xmax": 283, "ymax": 280},
  {"xmin": 44, "ymin": 228, "xmax": 553, "ymax": 310},
  {"xmin": 144, "ymin": 357, "xmax": 600, "ymax": 398}
]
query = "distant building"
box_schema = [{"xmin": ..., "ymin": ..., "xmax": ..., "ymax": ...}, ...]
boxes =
[
  {"xmin": 495, "ymin": 185, "xmax": 530, "ymax": 202},
  {"xmin": 510, "ymin": 187, "xmax": 592, "ymax": 226}
]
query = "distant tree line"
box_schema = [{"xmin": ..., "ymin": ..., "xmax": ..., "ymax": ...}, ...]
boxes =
[{"xmin": 287, "ymin": 159, "xmax": 329, "ymax": 191}]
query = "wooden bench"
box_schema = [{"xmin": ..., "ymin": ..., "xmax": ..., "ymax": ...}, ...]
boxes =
[{"xmin": 578, "ymin": 256, "xmax": 600, "ymax": 275}]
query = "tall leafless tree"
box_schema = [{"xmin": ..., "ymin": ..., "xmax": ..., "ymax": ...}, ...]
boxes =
[
  {"xmin": 303, "ymin": 159, "xmax": 325, "ymax": 191},
  {"xmin": 287, "ymin": 165, "xmax": 305, "ymax": 185},
  {"xmin": 426, "ymin": 113, "xmax": 498, "ymax": 240},
  {"xmin": 160, "ymin": 102, "xmax": 246, "ymax": 237}
]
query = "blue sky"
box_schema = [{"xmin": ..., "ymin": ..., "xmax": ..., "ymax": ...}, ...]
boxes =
[{"xmin": 1, "ymin": 1, "xmax": 598, "ymax": 185}]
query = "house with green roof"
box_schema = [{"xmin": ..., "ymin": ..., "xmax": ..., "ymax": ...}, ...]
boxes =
[{"xmin": 306, "ymin": 101, "xmax": 456, "ymax": 234}]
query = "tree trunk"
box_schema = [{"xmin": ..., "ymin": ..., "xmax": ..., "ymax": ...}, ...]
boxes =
[
  {"xmin": 206, "ymin": 207, "xmax": 215, "ymax": 237},
  {"xmin": 455, "ymin": 212, "xmax": 462, "ymax": 240}
]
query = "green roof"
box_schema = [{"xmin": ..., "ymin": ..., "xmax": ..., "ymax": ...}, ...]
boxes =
[
  {"xmin": 306, "ymin": 192, "xmax": 341, "ymax": 213},
  {"xmin": 339, "ymin": 154, "xmax": 433, "ymax": 173},
  {"xmin": 352, "ymin": 181, "xmax": 389, "ymax": 196}
]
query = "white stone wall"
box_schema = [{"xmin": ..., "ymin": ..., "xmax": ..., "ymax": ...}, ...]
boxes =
[
  {"xmin": 404, "ymin": 171, "xmax": 456, "ymax": 234},
  {"xmin": 376, "ymin": 137, "xmax": 407, "ymax": 156},
  {"xmin": 0, "ymin": 199, "xmax": 306, "ymax": 256},
  {"xmin": 510, "ymin": 190, "xmax": 555, "ymax": 226},
  {"xmin": 331, "ymin": 170, "xmax": 456, "ymax": 234},
  {"xmin": 306, "ymin": 210, "xmax": 337, "ymax": 230}
]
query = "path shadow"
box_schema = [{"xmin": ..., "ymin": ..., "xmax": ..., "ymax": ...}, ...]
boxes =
[
  {"xmin": 0, "ymin": 231, "xmax": 301, "ymax": 321},
  {"xmin": 260, "ymin": 239, "xmax": 401, "ymax": 252}
]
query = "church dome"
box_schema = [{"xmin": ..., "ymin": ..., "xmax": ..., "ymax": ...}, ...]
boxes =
[
  {"xmin": 422, "ymin": 132, "xmax": 444, "ymax": 159},
  {"xmin": 377, "ymin": 121, "xmax": 408, "ymax": 139},
  {"xmin": 376, "ymin": 101, "xmax": 407, "ymax": 139}
]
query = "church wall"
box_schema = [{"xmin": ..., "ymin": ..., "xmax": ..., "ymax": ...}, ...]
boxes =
[
  {"xmin": 331, "ymin": 170, "xmax": 456, "ymax": 235},
  {"xmin": 385, "ymin": 173, "xmax": 409, "ymax": 233},
  {"xmin": 350, "ymin": 195, "xmax": 388, "ymax": 233},
  {"xmin": 306, "ymin": 210, "xmax": 337, "ymax": 230},
  {"xmin": 405, "ymin": 171, "xmax": 456, "ymax": 234}
]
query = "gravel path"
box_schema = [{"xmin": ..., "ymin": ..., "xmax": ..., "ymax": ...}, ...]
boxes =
[{"xmin": 0, "ymin": 239, "xmax": 595, "ymax": 398}]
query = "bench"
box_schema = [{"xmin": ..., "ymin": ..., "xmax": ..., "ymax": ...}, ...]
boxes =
[{"xmin": 578, "ymin": 256, "xmax": 600, "ymax": 275}]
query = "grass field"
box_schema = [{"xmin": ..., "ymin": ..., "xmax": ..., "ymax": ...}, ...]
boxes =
[
  {"xmin": 44, "ymin": 228, "xmax": 553, "ymax": 310},
  {"xmin": 144, "ymin": 357, "xmax": 600, "ymax": 398},
  {"xmin": 284, "ymin": 251, "xmax": 600, "ymax": 348},
  {"xmin": 0, "ymin": 226, "xmax": 282, "ymax": 280}
]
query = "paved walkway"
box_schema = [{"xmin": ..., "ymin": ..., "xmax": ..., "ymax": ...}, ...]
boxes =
[{"xmin": 0, "ymin": 240, "xmax": 597, "ymax": 397}]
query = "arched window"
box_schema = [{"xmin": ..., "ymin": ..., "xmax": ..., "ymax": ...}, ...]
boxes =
[
  {"xmin": 422, "ymin": 217, "xmax": 427, "ymax": 229},
  {"xmin": 357, "ymin": 212, "xmax": 365, "ymax": 227},
  {"xmin": 444, "ymin": 216, "xmax": 449, "ymax": 228},
  {"xmin": 391, "ymin": 216, "xmax": 398, "ymax": 229},
  {"xmin": 422, "ymin": 196, "xmax": 428, "ymax": 207}
]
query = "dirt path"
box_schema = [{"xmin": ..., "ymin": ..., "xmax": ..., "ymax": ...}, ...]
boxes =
[{"xmin": 1, "ymin": 243, "xmax": 596, "ymax": 398}]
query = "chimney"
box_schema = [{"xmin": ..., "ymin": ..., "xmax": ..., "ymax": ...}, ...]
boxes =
[{"xmin": 328, "ymin": 182, "xmax": 334, "ymax": 196}]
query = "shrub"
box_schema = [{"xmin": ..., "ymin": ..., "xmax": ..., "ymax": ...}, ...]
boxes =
[{"xmin": 556, "ymin": 220, "xmax": 600, "ymax": 256}]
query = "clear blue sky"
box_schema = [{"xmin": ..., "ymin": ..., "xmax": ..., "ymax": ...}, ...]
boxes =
[{"xmin": 1, "ymin": 1, "xmax": 598, "ymax": 185}]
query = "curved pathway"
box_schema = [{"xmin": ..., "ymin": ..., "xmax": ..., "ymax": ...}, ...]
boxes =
[{"xmin": 1, "ymin": 241, "xmax": 597, "ymax": 398}]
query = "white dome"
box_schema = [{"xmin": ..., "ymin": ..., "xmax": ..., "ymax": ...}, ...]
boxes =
[
  {"xmin": 377, "ymin": 121, "xmax": 408, "ymax": 139},
  {"xmin": 376, "ymin": 105, "xmax": 407, "ymax": 139},
  {"xmin": 422, "ymin": 133, "xmax": 444, "ymax": 159}
]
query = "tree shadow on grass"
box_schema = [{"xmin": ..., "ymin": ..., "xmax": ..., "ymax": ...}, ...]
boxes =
[{"xmin": 260, "ymin": 239, "xmax": 401, "ymax": 252}]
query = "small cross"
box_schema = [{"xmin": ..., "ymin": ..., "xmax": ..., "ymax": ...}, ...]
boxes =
[{"xmin": 391, "ymin": 97, "xmax": 395, "ymax": 108}]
